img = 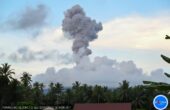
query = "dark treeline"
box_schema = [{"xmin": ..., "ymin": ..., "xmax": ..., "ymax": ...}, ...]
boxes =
[{"xmin": 0, "ymin": 63, "xmax": 168, "ymax": 110}]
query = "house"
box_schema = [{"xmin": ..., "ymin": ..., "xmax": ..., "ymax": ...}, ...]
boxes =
[{"xmin": 74, "ymin": 103, "xmax": 131, "ymax": 110}]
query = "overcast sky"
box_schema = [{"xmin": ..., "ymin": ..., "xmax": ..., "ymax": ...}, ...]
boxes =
[{"xmin": 0, "ymin": 0, "xmax": 170, "ymax": 86}]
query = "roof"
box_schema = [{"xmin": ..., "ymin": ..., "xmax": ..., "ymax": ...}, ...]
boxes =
[{"xmin": 74, "ymin": 103, "xmax": 131, "ymax": 110}]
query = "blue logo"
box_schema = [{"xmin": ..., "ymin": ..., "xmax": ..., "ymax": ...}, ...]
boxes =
[{"xmin": 153, "ymin": 95, "xmax": 168, "ymax": 110}]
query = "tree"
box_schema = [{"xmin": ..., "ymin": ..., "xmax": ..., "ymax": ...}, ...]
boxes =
[
  {"xmin": 118, "ymin": 80, "xmax": 131, "ymax": 102},
  {"xmin": 0, "ymin": 63, "xmax": 15, "ymax": 88},
  {"xmin": 143, "ymin": 35, "xmax": 170, "ymax": 91},
  {"xmin": 20, "ymin": 72, "xmax": 32, "ymax": 87},
  {"xmin": 91, "ymin": 85, "xmax": 105, "ymax": 103},
  {"xmin": 47, "ymin": 82, "xmax": 63, "ymax": 106},
  {"xmin": 0, "ymin": 63, "xmax": 15, "ymax": 110},
  {"xmin": 161, "ymin": 35, "xmax": 170, "ymax": 77},
  {"xmin": 131, "ymin": 86, "xmax": 146, "ymax": 110},
  {"xmin": 9, "ymin": 79, "xmax": 22, "ymax": 106},
  {"xmin": 72, "ymin": 81, "xmax": 83, "ymax": 103},
  {"xmin": 142, "ymin": 35, "xmax": 170, "ymax": 109},
  {"xmin": 32, "ymin": 82, "xmax": 44, "ymax": 105},
  {"xmin": 72, "ymin": 81, "xmax": 81, "ymax": 90},
  {"xmin": 47, "ymin": 83, "xmax": 55, "ymax": 105},
  {"xmin": 20, "ymin": 72, "xmax": 33, "ymax": 103},
  {"xmin": 63, "ymin": 88, "xmax": 72, "ymax": 105},
  {"xmin": 55, "ymin": 83, "xmax": 63, "ymax": 94},
  {"xmin": 54, "ymin": 82, "xmax": 63, "ymax": 106},
  {"xmin": 81, "ymin": 84, "xmax": 93, "ymax": 103}
]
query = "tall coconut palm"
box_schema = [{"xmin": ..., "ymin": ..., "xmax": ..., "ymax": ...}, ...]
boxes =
[
  {"xmin": 55, "ymin": 83, "xmax": 63, "ymax": 94},
  {"xmin": 131, "ymin": 86, "xmax": 146, "ymax": 110},
  {"xmin": 91, "ymin": 85, "xmax": 105, "ymax": 103},
  {"xmin": 64, "ymin": 88, "xmax": 73, "ymax": 105},
  {"xmin": 0, "ymin": 63, "xmax": 15, "ymax": 89},
  {"xmin": 0, "ymin": 63, "xmax": 15, "ymax": 110},
  {"xmin": 81, "ymin": 84, "xmax": 92, "ymax": 103},
  {"xmin": 20, "ymin": 72, "xmax": 32, "ymax": 87},
  {"xmin": 54, "ymin": 83, "xmax": 63, "ymax": 106},
  {"xmin": 72, "ymin": 81, "xmax": 82, "ymax": 103},
  {"xmin": 20, "ymin": 72, "xmax": 32, "ymax": 102},
  {"xmin": 72, "ymin": 81, "xmax": 80, "ymax": 90},
  {"xmin": 33, "ymin": 82, "xmax": 44, "ymax": 105},
  {"xmin": 9, "ymin": 79, "xmax": 21, "ymax": 105},
  {"xmin": 47, "ymin": 83, "xmax": 56, "ymax": 105},
  {"xmin": 0, "ymin": 63, "xmax": 15, "ymax": 81},
  {"xmin": 118, "ymin": 80, "xmax": 131, "ymax": 102}
]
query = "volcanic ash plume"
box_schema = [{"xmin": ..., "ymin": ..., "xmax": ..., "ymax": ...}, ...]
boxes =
[{"xmin": 62, "ymin": 5, "xmax": 102, "ymax": 62}]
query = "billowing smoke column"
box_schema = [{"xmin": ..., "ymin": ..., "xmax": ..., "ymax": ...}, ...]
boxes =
[{"xmin": 62, "ymin": 5, "xmax": 102, "ymax": 62}]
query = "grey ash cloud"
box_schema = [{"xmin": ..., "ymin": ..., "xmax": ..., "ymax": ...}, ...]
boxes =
[
  {"xmin": 8, "ymin": 4, "xmax": 48, "ymax": 30},
  {"xmin": 33, "ymin": 5, "xmax": 167, "ymax": 87},
  {"xmin": 9, "ymin": 47, "xmax": 73, "ymax": 64},
  {"xmin": 62, "ymin": 5, "xmax": 102, "ymax": 62},
  {"xmin": 9, "ymin": 47, "xmax": 35, "ymax": 62},
  {"xmin": 33, "ymin": 56, "xmax": 167, "ymax": 87}
]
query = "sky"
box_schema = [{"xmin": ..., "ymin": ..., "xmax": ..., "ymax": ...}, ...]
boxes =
[{"xmin": 0, "ymin": 0, "xmax": 170, "ymax": 86}]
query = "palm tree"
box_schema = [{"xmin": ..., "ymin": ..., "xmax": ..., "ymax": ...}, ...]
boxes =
[
  {"xmin": 131, "ymin": 86, "xmax": 146, "ymax": 110},
  {"xmin": 9, "ymin": 79, "xmax": 21, "ymax": 105},
  {"xmin": 72, "ymin": 81, "xmax": 82, "ymax": 103},
  {"xmin": 81, "ymin": 84, "xmax": 92, "ymax": 103},
  {"xmin": 91, "ymin": 85, "xmax": 105, "ymax": 103},
  {"xmin": 143, "ymin": 35, "xmax": 170, "ymax": 91},
  {"xmin": 46, "ymin": 82, "xmax": 64, "ymax": 106},
  {"xmin": 0, "ymin": 63, "xmax": 15, "ymax": 81},
  {"xmin": 55, "ymin": 83, "xmax": 63, "ymax": 94},
  {"xmin": 20, "ymin": 72, "xmax": 32, "ymax": 87},
  {"xmin": 64, "ymin": 88, "xmax": 73, "ymax": 105},
  {"xmin": 33, "ymin": 82, "xmax": 44, "ymax": 105},
  {"xmin": 20, "ymin": 72, "xmax": 32, "ymax": 102},
  {"xmin": 72, "ymin": 81, "xmax": 81, "ymax": 90},
  {"xmin": 0, "ymin": 63, "xmax": 15, "ymax": 90},
  {"xmin": 54, "ymin": 83, "xmax": 63, "ymax": 106},
  {"xmin": 118, "ymin": 80, "xmax": 131, "ymax": 102},
  {"xmin": 0, "ymin": 63, "xmax": 15, "ymax": 110}
]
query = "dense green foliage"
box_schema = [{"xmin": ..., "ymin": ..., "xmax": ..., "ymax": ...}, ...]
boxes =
[
  {"xmin": 143, "ymin": 35, "xmax": 170, "ymax": 90},
  {"xmin": 0, "ymin": 63, "xmax": 166, "ymax": 110},
  {"xmin": 142, "ymin": 35, "xmax": 170, "ymax": 109}
]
